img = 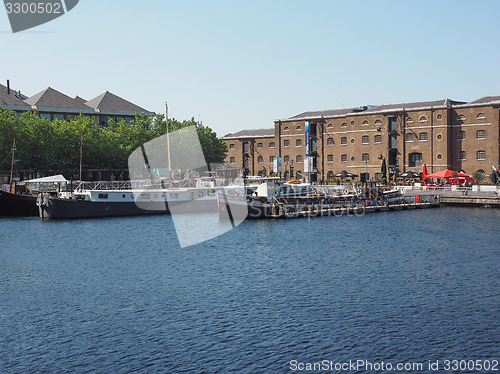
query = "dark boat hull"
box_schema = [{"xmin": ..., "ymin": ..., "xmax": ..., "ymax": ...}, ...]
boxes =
[
  {"xmin": 0, "ymin": 190, "xmax": 38, "ymax": 216},
  {"xmin": 38, "ymin": 196, "xmax": 218, "ymax": 219}
]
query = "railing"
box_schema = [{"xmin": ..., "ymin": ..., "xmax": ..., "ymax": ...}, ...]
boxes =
[
  {"xmin": 72, "ymin": 177, "xmax": 238, "ymax": 192},
  {"xmin": 398, "ymin": 185, "xmax": 499, "ymax": 197}
]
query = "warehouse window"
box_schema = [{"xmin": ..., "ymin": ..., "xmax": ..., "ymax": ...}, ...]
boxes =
[
  {"xmin": 476, "ymin": 130, "xmax": 485, "ymax": 139},
  {"xmin": 409, "ymin": 152, "xmax": 423, "ymax": 167},
  {"xmin": 477, "ymin": 150, "xmax": 486, "ymax": 160}
]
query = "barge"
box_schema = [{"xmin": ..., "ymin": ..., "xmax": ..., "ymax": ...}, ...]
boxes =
[{"xmin": 38, "ymin": 179, "xmax": 219, "ymax": 219}]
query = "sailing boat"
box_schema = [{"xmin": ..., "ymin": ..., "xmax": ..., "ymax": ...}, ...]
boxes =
[
  {"xmin": 0, "ymin": 139, "xmax": 37, "ymax": 216},
  {"xmin": 0, "ymin": 139, "xmax": 66, "ymax": 216}
]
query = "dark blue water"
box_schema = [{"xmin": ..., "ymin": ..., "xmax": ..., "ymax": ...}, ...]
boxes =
[{"xmin": 1, "ymin": 207, "xmax": 499, "ymax": 373}]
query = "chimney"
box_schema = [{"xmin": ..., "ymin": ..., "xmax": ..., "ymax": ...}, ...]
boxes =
[{"xmin": 7, "ymin": 79, "xmax": 10, "ymax": 95}]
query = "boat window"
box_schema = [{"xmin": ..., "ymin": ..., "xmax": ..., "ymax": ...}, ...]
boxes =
[
  {"xmin": 140, "ymin": 193, "xmax": 150, "ymax": 199},
  {"xmin": 98, "ymin": 193, "xmax": 108, "ymax": 199},
  {"xmin": 170, "ymin": 193, "xmax": 178, "ymax": 199},
  {"xmin": 208, "ymin": 190, "xmax": 215, "ymax": 196}
]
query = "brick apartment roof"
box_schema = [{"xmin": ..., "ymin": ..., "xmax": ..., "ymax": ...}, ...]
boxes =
[
  {"xmin": 85, "ymin": 91, "xmax": 151, "ymax": 114},
  {"xmin": 224, "ymin": 128, "xmax": 275, "ymax": 139},
  {"xmin": 467, "ymin": 96, "xmax": 500, "ymax": 104},
  {"xmin": 0, "ymin": 83, "xmax": 30, "ymax": 107},
  {"xmin": 25, "ymin": 87, "xmax": 93, "ymax": 113},
  {"xmin": 289, "ymin": 108, "xmax": 354, "ymax": 119},
  {"xmin": 365, "ymin": 99, "xmax": 458, "ymax": 113},
  {"xmin": 281, "ymin": 98, "xmax": 470, "ymax": 122}
]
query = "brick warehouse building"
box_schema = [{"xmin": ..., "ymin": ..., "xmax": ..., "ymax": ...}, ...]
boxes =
[{"xmin": 224, "ymin": 96, "xmax": 500, "ymax": 182}]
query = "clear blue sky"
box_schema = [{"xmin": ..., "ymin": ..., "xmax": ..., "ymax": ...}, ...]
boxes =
[{"xmin": 2, "ymin": 0, "xmax": 500, "ymax": 136}]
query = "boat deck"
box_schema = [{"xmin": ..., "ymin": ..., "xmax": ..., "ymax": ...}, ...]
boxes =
[{"xmin": 269, "ymin": 200, "xmax": 440, "ymax": 219}]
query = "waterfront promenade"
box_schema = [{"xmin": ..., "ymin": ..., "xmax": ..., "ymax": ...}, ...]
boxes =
[{"xmin": 398, "ymin": 184, "xmax": 500, "ymax": 207}]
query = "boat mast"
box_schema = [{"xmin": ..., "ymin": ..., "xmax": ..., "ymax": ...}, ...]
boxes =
[
  {"xmin": 166, "ymin": 102, "xmax": 171, "ymax": 175},
  {"xmin": 9, "ymin": 138, "xmax": 16, "ymax": 185},
  {"xmin": 79, "ymin": 136, "xmax": 83, "ymax": 182}
]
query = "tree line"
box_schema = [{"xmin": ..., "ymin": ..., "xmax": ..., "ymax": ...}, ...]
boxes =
[{"xmin": 0, "ymin": 109, "xmax": 227, "ymax": 180}]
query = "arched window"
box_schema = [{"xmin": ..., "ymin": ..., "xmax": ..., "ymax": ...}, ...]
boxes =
[
  {"xmin": 374, "ymin": 119, "xmax": 382, "ymax": 125},
  {"xmin": 476, "ymin": 113, "xmax": 486, "ymax": 119},
  {"xmin": 283, "ymin": 126, "xmax": 289, "ymax": 131},
  {"xmin": 419, "ymin": 116, "xmax": 428, "ymax": 123},
  {"xmin": 341, "ymin": 122, "xmax": 347, "ymax": 127},
  {"xmin": 327, "ymin": 170, "xmax": 334, "ymax": 179},
  {"xmin": 362, "ymin": 120, "xmax": 369, "ymax": 126},
  {"xmin": 406, "ymin": 117, "xmax": 414, "ymax": 123},
  {"xmin": 457, "ymin": 114, "xmax": 466, "ymax": 121},
  {"xmin": 296, "ymin": 125, "xmax": 302, "ymax": 131},
  {"xmin": 327, "ymin": 123, "xmax": 333, "ymax": 129}
]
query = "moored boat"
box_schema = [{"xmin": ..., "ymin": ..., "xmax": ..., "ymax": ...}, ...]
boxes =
[
  {"xmin": 0, "ymin": 189, "xmax": 38, "ymax": 216},
  {"xmin": 1, "ymin": 175, "xmax": 68, "ymax": 217},
  {"xmin": 38, "ymin": 182, "xmax": 220, "ymax": 219}
]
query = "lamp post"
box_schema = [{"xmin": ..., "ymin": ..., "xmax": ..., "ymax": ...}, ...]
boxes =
[
  {"xmin": 290, "ymin": 160, "xmax": 294, "ymax": 180},
  {"xmin": 364, "ymin": 159, "xmax": 368, "ymax": 185}
]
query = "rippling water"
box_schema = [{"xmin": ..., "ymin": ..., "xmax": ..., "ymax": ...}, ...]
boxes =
[{"xmin": 1, "ymin": 207, "xmax": 499, "ymax": 373}]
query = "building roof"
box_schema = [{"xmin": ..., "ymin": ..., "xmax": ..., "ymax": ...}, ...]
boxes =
[
  {"xmin": 365, "ymin": 98, "xmax": 468, "ymax": 113},
  {"xmin": 467, "ymin": 96, "xmax": 500, "ymax": 104},
  {"xmin": 280, "ymin": 98, "xmax": 471, "ymax": 122},
  {"xmin": 85, "ymin": 91, "xmax": 152, "ymax": 115},
  {"xmin": 289, "ymin": 108, "xmax": 354, "ymax": 120},
  {"xmin": 74, "ymin": 95, "xmax": 88, "ymax": 105},
  {"xmin": 25, "ymin": 87, "xmax": 94, "ymax": 113},
  {"xmin": 0, "ymin": 83, "xmax": 31, "ymax": 108},
  {"xmin": 224, "ymin": 128, "xmax": 275, "ymax": 139}
]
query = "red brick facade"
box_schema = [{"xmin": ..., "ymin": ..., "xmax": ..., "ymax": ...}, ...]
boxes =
[{"xmin": 224, "ymin": 97, "xmax": 500, "ymax": 181}]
